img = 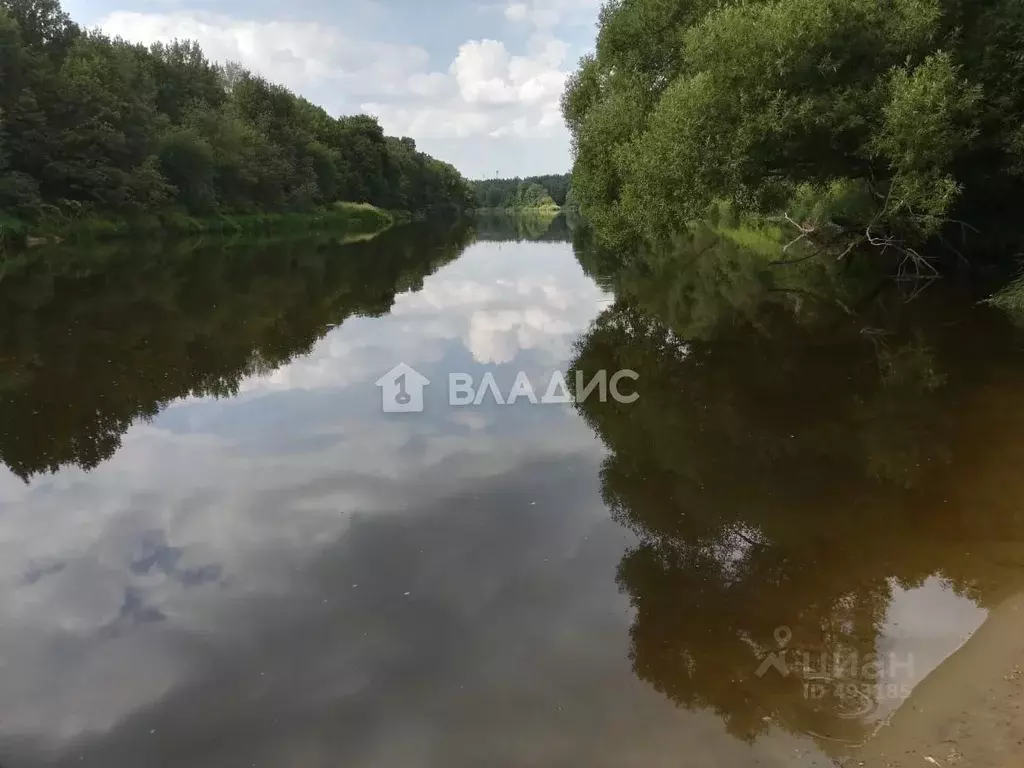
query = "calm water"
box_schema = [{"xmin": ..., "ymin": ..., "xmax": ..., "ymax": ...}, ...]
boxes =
[{"xmin": 2, "ymin": 218, "xmax": 1024, "ymax": 766}]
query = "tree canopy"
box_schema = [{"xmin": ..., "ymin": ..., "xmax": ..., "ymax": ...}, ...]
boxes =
[
  {"xmin": 471, "ymin": 174, "xmax": 571, "ymax": 210},
  {"xmin": 0, "ymin": 0, "xmax": 473, "ymax": 234},
  {"xmin": 563, "ymin": 0, "xmax": 1024, "ymax": 255}
]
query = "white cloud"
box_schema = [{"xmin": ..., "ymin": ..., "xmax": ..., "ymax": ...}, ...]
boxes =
[
  {"xmin": 359, "ymin": 103, "xmax": 495, "ymax": 139},
  {"xmin": 451, "ymin": 36, "xmax": 568, "ymax": 110},
  {"xmin": 407, "ymin": 72, "xmax": 452, "ymax": 98},
  {"xmin": 467, "ymin": 307, "xmax": 574, "ymax": 364},
  {"xmin": 505, "ymin": 2, "xmax": 530, "ymax": 22},
  {"xmin": 503, "ymin": 0, "xmax": 601, "ymax": 30},
  {"xmin": 365, "ymin": 36, "xmax": 569, "ymax": 142},
  {"xmin": 453, "ymin": 39, "xmax": 518, "ymax": 105},
  {"xmin": 99, "ymin": 11, "xmax": 430, "ymax": 97}
]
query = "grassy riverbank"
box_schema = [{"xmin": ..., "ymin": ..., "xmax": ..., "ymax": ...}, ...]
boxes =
[
  {"xmin": 474, "ymin": 205, "xmax": 561, "ymax": 215},
  {"xmin": 1, "ymin": 202, "xmax": 395, "ymax": 249}
]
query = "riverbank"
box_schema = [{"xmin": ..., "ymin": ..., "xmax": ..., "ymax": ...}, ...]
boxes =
[
  {"xmin": 473, "ymin": 206, "xmax": 562, "ymax": 215},
  {"xmin": 0, "ymin": 202, "xmax": 396, "ymax": 249},
  {"xmin": 848, "ymin": 591, "xmax": 1024, "ymax": 767}
]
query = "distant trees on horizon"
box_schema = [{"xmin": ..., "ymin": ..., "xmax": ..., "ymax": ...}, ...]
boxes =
[{"xmin": 471, "ymin": 174, "xmax": 573, "ymax": 210}]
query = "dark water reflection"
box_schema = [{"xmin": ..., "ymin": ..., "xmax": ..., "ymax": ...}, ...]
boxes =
[
  {"xmin": 572, "ymin": 224, "xmax": 1024, "ymax": 759},
  {"xmin": 1, "ymin": 217, "xmax": 1023, "ymax": 766},
  {"xmin": 0, "ymin": 224, "xmax": 474, "ymax": 479}
]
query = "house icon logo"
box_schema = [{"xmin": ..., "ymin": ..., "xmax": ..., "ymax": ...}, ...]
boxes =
[{"xmin": 376, "ymin": 363, "xmax": 430, "ymax": 413}]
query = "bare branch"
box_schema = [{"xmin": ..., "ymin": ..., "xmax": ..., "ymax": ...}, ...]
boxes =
[{"xmin": 783, "ymin": 213, "xmax": 817, "ymax": 234}]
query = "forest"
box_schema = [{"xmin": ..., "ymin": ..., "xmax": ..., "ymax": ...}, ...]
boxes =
[
  {"xmin": 471, "ymin": 174, "xmax": 573, "ymax": 211},
  {"xmin": 0, "ymin": 0, "xmax": 474, "ymax": 242},
  {"xmin": 563, "ymin": 0, "xmax": 1024, "ymax": 279}
]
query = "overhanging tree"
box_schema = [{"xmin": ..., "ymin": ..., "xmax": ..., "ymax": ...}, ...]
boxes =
[{"xmin": 564, "ymin": 0, "xmax": 1024, "ymax": 257}]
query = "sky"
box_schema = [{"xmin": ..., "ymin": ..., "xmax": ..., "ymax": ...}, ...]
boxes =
[{"xmin": 66, "ymin": 0, "xmax": 603, "ymax": 179}]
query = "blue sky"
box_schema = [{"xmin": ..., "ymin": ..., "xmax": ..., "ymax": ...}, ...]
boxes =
[{"xmin": 67, "ymin": 0, "xmax": 602, "ymax": 178}]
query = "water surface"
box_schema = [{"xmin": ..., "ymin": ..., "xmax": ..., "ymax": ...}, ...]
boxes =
[{"xmin": 2, "ymin": 219, "xmax": 1023, "ymax": 766}]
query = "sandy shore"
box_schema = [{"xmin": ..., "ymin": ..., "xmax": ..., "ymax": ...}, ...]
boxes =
[{"xmin": 847, "ymin": 592, "xmax": 1024, "ymax": 767}]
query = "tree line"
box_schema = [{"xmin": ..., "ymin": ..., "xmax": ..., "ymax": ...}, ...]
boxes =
[
  {"xmin": 471, "ymin": 173, "xmax": 574, "ymax": 210},
  {"xmin": 563, "ymin": 0, "xmax": 1024, "ymax": 266},
  {"xmin": 0, "ymin": 0, "xmax": 474, "ymax": 237}
]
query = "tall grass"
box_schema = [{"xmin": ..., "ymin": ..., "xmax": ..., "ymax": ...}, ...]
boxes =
[{"xmin": 986, "ymin": 276, "xmax": 1024, "ymax": 321}]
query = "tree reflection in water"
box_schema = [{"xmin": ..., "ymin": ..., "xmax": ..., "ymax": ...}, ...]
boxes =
[
  {"xmin": 0, "ymin": 221, "xmax": 473, "ymax": 480},
  {"xmin": 570, "ymin": 224, "xmax": 1024, "ymax": 750}
]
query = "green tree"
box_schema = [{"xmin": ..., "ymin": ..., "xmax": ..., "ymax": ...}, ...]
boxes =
[
  {"xmin": 471, "ymin": 174, "xmax": 571, "ymax": 210},
  {"xmin": 0, "ymin": 0, "xmax": 475, "ymax": 233},
  {"xmin": 156, "ymin": 127, "xmax": 217, "ymax": 213},
  {"xmin": 0, "ymin": 0, "xmax": 77, "ymax": 60},
  {"xmin": 564, "ymin": 0, "xmax": 1024, "ymax": 256},
  {"xmin": 0, "ymin": 5, "xmax": 56, "ymax": 199},
  {"xmin": 47, "ymin": 32, "xmax": 169, "ymax": 212},
  {"xmin": 0, "ymin": 109, "xmax": 41, "ymax": 220},
  {"xmin": 148, "ymin": 39, "xmax": 224, "ymax": 123}
]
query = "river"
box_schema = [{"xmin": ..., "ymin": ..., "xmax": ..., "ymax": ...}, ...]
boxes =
[{"xmin": 1, "ymin": 216, "xmax": 1023, "ymax": 766}]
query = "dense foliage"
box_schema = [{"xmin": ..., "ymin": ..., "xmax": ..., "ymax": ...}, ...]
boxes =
[
  {"xmin": 0, "ymin": 0, "xmax": 473, "ymax": 237},
  {"xmin": 563, "ymin": 0, "xmax": 1024, "ymax": 255},
  {"xmin": 471, "ymin": 174, "xmax": 571, "ymax": 210}
]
